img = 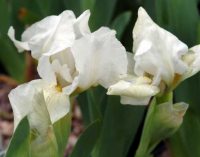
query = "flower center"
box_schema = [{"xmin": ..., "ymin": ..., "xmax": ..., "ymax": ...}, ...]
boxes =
[
  {"xmin": 172, "ymin": 73, "xmax": 182, "ymax": 88},
  {"xmin": 55, "ymin": 85, "xmax": 62, "ymax": 92}
]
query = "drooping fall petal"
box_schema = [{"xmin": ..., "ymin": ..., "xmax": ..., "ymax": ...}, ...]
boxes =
[{"xmin": 9, "ymin": 79, "xmax": 70, "ymax": 129}]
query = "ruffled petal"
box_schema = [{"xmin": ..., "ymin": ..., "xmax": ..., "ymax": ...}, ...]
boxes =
[
  {"xmin": 107, "ymin": 80, "xmax": 159, "ymax": 97},
  {"xmin": 7, "ymin": 27, "xmax": 30, "ymax": 52},
  {"xmin": 133, "ymin": 7, "xmax": 188, "ymax": 86},
  {"xmin": 19, "ymin": 11, "xmax": 76, "ymax": 59},
  {"xmin": 107, "ymin": 76, "xmax": 159, "ymax": 105},
  {"xmin": 42, "ymin": 11, "xmax": 76, "ymax": 56},
  {"xmin": 71, "ymin": 27, "xmax": 128, "ymax": 90}
]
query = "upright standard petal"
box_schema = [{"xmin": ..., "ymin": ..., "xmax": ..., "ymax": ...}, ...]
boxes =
[
  {"xmin": 37, "ymin": 49, "xmax": 78, "ymax": 92},
  {"xmin": 22, "ymin": 10, "xmax": 76, "ymax": 58},
  {"xmin": 8, "ymin": 11, "xmax": 76, "ymax": 59},
  {"xmin": 71, "ymin": 27, "xmax": 128, "ymax": 90},
  {"xmin": 74, "ymin": 10, "xmax": 91, "ymax": 39},
  {"xmin": 133, "ymin": 7, "xmax": 188, "ymax": 86}
]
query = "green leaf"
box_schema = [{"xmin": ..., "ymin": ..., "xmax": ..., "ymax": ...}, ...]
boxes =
[
  {"xmin": 5, "ymin": 117, "xmax": 30, "ymax": 157},
  {"xmin": 35, "ymin": 0, "xmax": 63, "ymax": 16},
  {"xmin": 63, "ymin": 0, "xmax": 96, "ymax": 16},
  {"xmin": 155, "ymin": 0, "xmax": 199, "ymax": 46},
  {"xmin": 89, "ymin": 0, "xmax": 118, "ymax": 31},
  {"xmin": 78, "ymin": 88, "xmax": 103, "ymax": 126},
  {"xmin": 53, "ymin": 113, "xmax": 72, "ymax": 157},
  {"xmin": 70, "ymin": 120, "xmax": 101, "ymax": 157},
  {"xmin": 111, "ymin": 11, "xmax": 132, "ymax": 39},
  {"xmin": 30, "ymin": 126, "xmax": 59, "ymax": 157},
  {"xmin": 95, "ymin": 96, "xmax": 145, "ymax": 157},
  {"xmin": 35, "ymin": 0, "xmax": 53, "ymax": 16},
  {"xmin": 63, "ymin": 0, "xmax": 82, "ymax": 16},
  {"xmin": 0, "ymin": 36, "xmax": 25, "ymax": 82},
  {"xmin": 0, "ymin": 0, "xmax": 10, "ymax": 35},
  {"xmin": 10, "ymin": 0, "xmax": 41, "ymax": 33},
  {"xmin": 81, "ymin": 0, "xmax": 96, "ymax": 11},
  {"xmin": 0, "ymin": 0, "xmax": 25, "ymax": 82}
]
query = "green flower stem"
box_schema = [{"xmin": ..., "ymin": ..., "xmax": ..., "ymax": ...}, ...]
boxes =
[
  {"xmin": 134, "ymin": 98, "xmax": 157, "ymax": 157},
  {"xmin": 157, "ymin": 92, "xmax": 173, "ymax": 104}
]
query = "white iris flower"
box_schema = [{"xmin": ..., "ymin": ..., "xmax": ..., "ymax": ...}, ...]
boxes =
[
  {"xmin": 107, "ymin": 7, "xmax": 200, "ymax": 105},
  {"xmin": 8, "ymin": 10, "xmax": 128, "ymax": 128}
]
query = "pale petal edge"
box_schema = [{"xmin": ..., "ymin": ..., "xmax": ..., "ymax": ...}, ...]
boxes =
[
  {"xmin": 182, "ymin": 45, "xmax": 200, "ymax": 80},
  {"xmin": 8, "ymin": 26, "xmax": 30, "ymax": 52}
]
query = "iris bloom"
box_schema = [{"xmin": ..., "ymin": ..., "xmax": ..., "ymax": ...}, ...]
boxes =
[
  {"xmin": 8, "ymin": 10, "xmax": 128, "ymax": 127},
  {"xmin": 107, "ymin": 7, "xmax": 200, "ymax": 105}
]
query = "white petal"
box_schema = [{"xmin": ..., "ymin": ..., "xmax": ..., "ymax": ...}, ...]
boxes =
[
  {"xmin": 133, "ymin": 7, "xmax": 188, "ymax": 86},
  {"xmin": 38, "ymin": 51, "xmax": 76, "ymax": 87},
  {"xmin": 7, "ymin": 27, "xmax": 30, "ymax": 52},
  {"xmin": 51, "ymin": 49, "xmax": 76, "ymax": 75},
  {"xmin": 74, "ymin": 10, "xmax": 91, "ymax": 39},
  {"xmin": 51, "ymin": 59, "xmax": 73, "ymax": 84},
  {"xmin": 43, "ymin": 85, "xmax": 70, "ymax": 123},
  {"xmin": 37, "ymin": 56, "xmax": 57, "ymax": 85},
  {"xmin": 71, "ymin": 27, "xmax": 128, "ymax": 90},
  {"xmin": 127, "ymin": 52, "xmax": 135, "ymax": 74},
  {"xmin": 182, "ymin": 45, "xmax": 200, "ymax": 80},
  {"xmin": 107, "ymin": 80, "xmax": 159, "ymax": 98},
  {"xmin": 63, "ymin": 75, "xmax": 79, "ymax": 95},
  {"xmin": 21, "ymin": 10, "xmax": 76, "ymax": 59},
  {"xmin": 189, "ymin": 45, "xmax": 200, "ymax": 70}
]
